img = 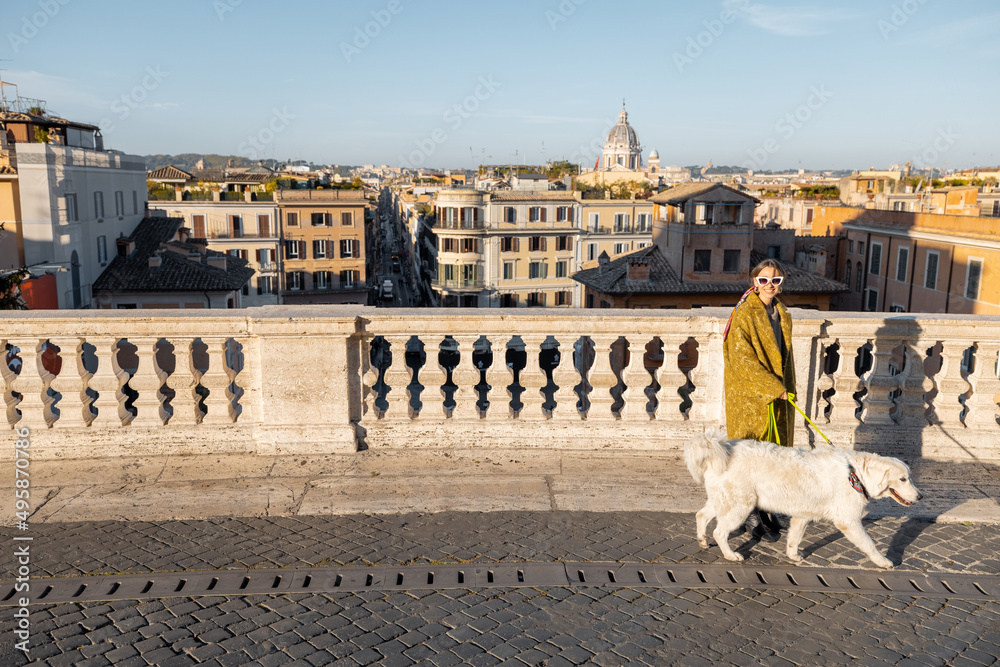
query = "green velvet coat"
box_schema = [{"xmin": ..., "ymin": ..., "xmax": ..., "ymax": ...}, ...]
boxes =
[{"xmin": 723, "ymin": 292, "xmax": 796, "ymax": 446}]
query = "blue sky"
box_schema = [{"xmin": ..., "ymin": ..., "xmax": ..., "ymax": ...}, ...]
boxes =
[{"xmin": 3, "ymin": 0, "xmax": 999, "ymax": 171}]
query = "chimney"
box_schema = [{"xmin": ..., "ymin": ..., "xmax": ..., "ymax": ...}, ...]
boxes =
[
  {"xmin": 627, "ymin": 260, "xmax": 650, "ymax": 282},
  {"xmin": 148, "ymin": 256, "xmax": 162, "ymax": 269},
  {"xmin": 116, "ymin": 236, "xmax": 135, "ymax": 257},
  {"xmin": 207, "ymin": 255, "xmax": 228, "ymax": 270},
  {"xmin": 597, "ymin": 250, "xmax": 610, "ymax": 270}
]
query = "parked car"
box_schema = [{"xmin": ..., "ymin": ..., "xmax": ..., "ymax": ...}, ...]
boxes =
[{"xmin": 380, "ymin": 279, "xmax": 394, "ymax": 301}]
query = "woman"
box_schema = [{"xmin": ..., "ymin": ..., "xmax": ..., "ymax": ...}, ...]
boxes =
[{"xmin": 722, "ymin": 258, "xmax": 796, "ymax": 540}]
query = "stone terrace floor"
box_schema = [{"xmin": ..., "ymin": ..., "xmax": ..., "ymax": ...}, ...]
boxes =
[{"xmin": 2, "ymin": 511, "xmax": 999, "ymax": 666}]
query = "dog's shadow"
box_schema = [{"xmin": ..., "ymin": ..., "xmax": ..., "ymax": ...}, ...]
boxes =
[{"xmin": 796, "ymin": 516, "xmax": 930, "ymax": 566}]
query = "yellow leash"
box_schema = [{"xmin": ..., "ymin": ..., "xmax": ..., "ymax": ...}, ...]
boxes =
[{"xmin": 786, "ymin": 392, "xmax": 833, "ymax": 446}]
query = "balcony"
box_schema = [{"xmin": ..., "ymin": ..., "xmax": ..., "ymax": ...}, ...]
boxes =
[
  {"xmin": 433, "ymin": 278, "xmax": 485, "ymax": 290},
  {"xmin": 2, "ymin": 309, "xmax": 998, "ymax": 465}
]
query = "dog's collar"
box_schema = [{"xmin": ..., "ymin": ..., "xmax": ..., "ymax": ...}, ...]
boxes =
[{"xmin": 847, "ymin": 463, "xmax": 870, "ymax": 500}]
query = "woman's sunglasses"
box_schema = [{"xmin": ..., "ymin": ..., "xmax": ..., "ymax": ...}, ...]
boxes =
[{"xmin": 755, "ymin": 276, "xmax": 784, "ymax": 287}]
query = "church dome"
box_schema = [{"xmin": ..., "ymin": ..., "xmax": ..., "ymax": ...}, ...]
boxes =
[
  {"xmin": 606, "ymin": 107, "xmax": 639, "ymax": 149},
  {"xmin": 649, "ymin": 148, "xmax": 659, "ymax": 159}
]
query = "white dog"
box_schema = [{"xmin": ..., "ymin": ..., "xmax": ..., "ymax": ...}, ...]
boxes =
[{"xmin": 684, "ymin": 429, "xmax": 923, "ymax": 568}]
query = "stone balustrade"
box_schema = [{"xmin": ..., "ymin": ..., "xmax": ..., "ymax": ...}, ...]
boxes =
[{"xmin": 2, "ymin": 307, "xmax": 998, "ymax": 462}]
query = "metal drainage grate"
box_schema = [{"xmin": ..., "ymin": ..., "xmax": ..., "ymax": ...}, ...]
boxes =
[{"xmin": 1, "ymin": 562, "xmax": 996, "ymax": 606}]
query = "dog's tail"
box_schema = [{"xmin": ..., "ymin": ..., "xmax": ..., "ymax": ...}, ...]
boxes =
[{"xmin": 684, "ymin": 427, "xmax": 730, "ymax": 484}]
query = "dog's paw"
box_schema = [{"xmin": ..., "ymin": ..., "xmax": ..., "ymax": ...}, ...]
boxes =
[
  {"xmin": 723, "ymin": 552, "xmax": 745, "ymax": 562},
  {"xmin": 697, "ymin": 537, "xmax": 709, "ymax": 549},
  {"xmin": 786, "ymin": 549, "xmax": 803, "ymax": 562},
  {"xmin": 873, "ymin": 556, "xmax": 894, "ymax": 569}
]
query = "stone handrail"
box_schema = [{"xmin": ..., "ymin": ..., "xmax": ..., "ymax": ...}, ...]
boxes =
[{"xmin": 2, "ymin": 307, "xmax": 998, "ymax": 462}]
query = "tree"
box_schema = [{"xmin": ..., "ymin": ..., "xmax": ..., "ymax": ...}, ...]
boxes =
[
  {"xmin": 0, "ymin": 224, "xmax": 28, "ymax": 310},
  {"xmin": 33, "ymin": 126, "xmax": 50, "ymax": 144}
]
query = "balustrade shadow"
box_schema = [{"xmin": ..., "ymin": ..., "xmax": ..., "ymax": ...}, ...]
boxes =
[{"xmin": 812, "ymin": 316, "xmax": 1000, "ymax": 565}]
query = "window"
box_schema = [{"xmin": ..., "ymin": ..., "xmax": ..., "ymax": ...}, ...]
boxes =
[
  {"xmin": 461, "ymin": 237, "xmax": 480, "ymax": 253},
  {"xmin": 311, "ymin": 212, "xmax": 327, "ymax": 226},
  {"xmin": 504, "ymin": 207, "xmax": 516, "ymax": 223},
  {"xmin": 925, "ymin": 251, "xmax": 939, "ymax": 290},
  {"xmin": 637, "ymin": 242, "xmax": 650, "ymax": 249},
  {"xmin": 693, "ymin": 249, "xmax": 711, "ymax": 273},
  {"xmin": 500, "ymin": 236, "xmax": 519, "ymax": 252},
  {"xmin": 341, "ymin": 211, "xmax": 353, "ymax": 226},
  {"xmin": 192, "ymin": 214, "xmax": 206, "ymax": 237},
  {"xmin": 588, "ymin": 243, "xmax": 597, "ymax": 261},
  {"xmin": 723, "ymin": 249, "xmax": 740, "ymax": 273},
  {"xmin": 896, "ymin": 247, "xmax": 908, "ymax": 282},
  {"xmin": 340, "ymin": 270, "xmax": 360, "ymax": 287},
  {"xmin": 614, "ymin": 213, "xmax": 629, "ymax": 233},
  {"xmin": 257, "ymin": 276, "xmax": 275, "ymax": 295},
  {"xmin": 556, "ymin": 206, "xmax": 573, "ymax": 223},
  {"xmin": 556, "ymin": 236, "xmax": 571, "ymax": 252},
  {"xmin": 855, "ymin": 262, "xmax": 862, "ymax": 291},
  {"xmin": 114, "ymin": 191, "xmax": 124, "ymax": 217},
  {"xmin": 586, "ymin": 294, "xmax": 595, "ymax": 308},
  {"xmin": 966, "ymin": 259, "xmax": 983, "ymax": 301},
  {"xmin": 994, "ymin": 201, "xmax": 1000, "ymax": 217},
  {"xmin": 555, "ymin": 260, "xmax": 568, "ymax": 278},
  {"xmin": 132, "ymin": 190, "xmax": 138, "ymax": 215},
  {"xmin": 461, "ymin": 264, "xmax": 478, "ymax": 284},
  {"xmin": 893, "ymin": 201, "xmax": 905, "ymax": 211},
  {"xmin": 97, "ymin": 236, "xmax": 107, "ymax": 264},
  {"xmin": 636, "ymin": 213, "xmax": 650, "ymax": 232},
  {"xmin": 555, "ymin": 290, "xmax": 572, "ymax": 306},
  {"xmin": 805, "ymin": 208, "xmax": 814, "ymax": 224},
  {"xmin": 503, "ymin": 261, "xmax": 515, "ymax": 280},
  {"xmin": 313, "ymin": 240, "xmax": 327, "ymax": 258},
  {"xmin": 589, "ymin": 212, "xmax": 599, "ymax": 232},
  {"xmin": 889, "ymin": 304, "xmax": 905, "ymax": 312},
  {"xmin": 340, "ymin": 239, "xmax": 360, "ymax": 258},
  {"xmin": 286, "ymin": 212, "xmax": 299, "ymax": 227},
  {"xmin": 65, "ymin": 194, "xmax": 78, "ymax": 221},
  {"xmin": 614, "ymin": 242, "xmax": 629, "ymax": 255},
  {"xmin": 865, "ymin": 287, "xmax": 879, "ymax": 312},
  {"xmin": 315, "ymin": 271, "xmax": 330, "ymax": 290},
  {"xmin": 285, "ymin": 240, "xmax": 300, "ymax": 259},
  {"xmin": 441, "ymin": 237, "xmax": 457, "ymax": 252},
  {"xmin": 529, "ymin": 236, "xmax": 546, "ymax": 252},
  {"xmin": 767, "ymin": 245, "xmax": 780, "ymax": 260},
  {"xmin": 529, "ymin": 261, "xmax": 548, "ymax": 279},
  {"xmin": 848, "ymin": 239, "xmax": 854, "ymax": 254},
  {"xmin": 443, "ymin": 207, "xmax": 458, "ymax": 227},
  {"xmin": 527, "ymin": 292, "xmax": 545, "ymax": 307},
  {"xmin": 500, "ymin": 293, "xmax": 518, "ymax": 307},
  {"xmin": 869, "ymin": 242, "xmax": 882, "ymax": 275},
  {"xmin": 229, "ymin": 215, "xmax": 243, "ymax": 238},
  {"xmin": 94, "ymin": 191, "xmax": 104, "ymax": 219},
  {"xmin": 258, "ymin": 214, "xmax": 271, "ymax": 237},
  {"xmin": 858, "ymin": 241, "xmax": 865, "ymax": 255},
  {"xmin": 529, "ymin": 207, "xmax": 546, "ymax": 222},
  {"xmin": 287, "ymin": 271, "xmax": 304, "ymax": 290}
]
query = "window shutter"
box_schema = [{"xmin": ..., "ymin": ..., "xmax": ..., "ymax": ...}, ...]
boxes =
[
  {"xmin": 541, "ymin": 208, "xmax": 547, "ymax": 222},
  {"xmin": 568, "ymin": 208, "xmax": 574, "ymax": 223},
  {"xmin": 354, "ymin": 239, "xmax": 361, "ymax": 257},
  {"xmin": 299, "ymin": 240, "xmax": 307, "ymax": 259},
  {"xmin": 285, "ymin": 271, "xmax": 293, "ymax": 287},
  {"xmin": 514, "ymin": 238, "xmax": 520, "ymax": 252},
  {"xmin": 541, "ymin": 237, "xmax": 547, "ymax": 252},
  {"xmin": 284, "ymin": 241, "xmax": 291, "ymax": 259},
  {"xmin": 326, "ymin": 240, "xmax": 333, "ymax": 258},
  {"xmin": 255, "ymin": 249, "xmax": 262, "ymax": 262}
]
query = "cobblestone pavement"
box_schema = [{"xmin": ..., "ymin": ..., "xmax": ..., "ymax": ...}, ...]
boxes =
[{"xmin": 3, "ymin": 512, "xmax": 1000, "ymax": 665}]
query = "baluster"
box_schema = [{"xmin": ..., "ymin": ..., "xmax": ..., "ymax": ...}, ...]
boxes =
[
  {"xmin": 813, "ymin": 340, "xmax": 836, "ymax": 424},
  {"xmin": 860, "ymin": 337, "xmax": 901, "ymax": 424},
  {"xmin": 586, "ymin": 334, "xmax": 618, "ymax": 422},
  {"xmin": 484, "ymin": 335, "xmax": 512, "ymax": 418},
  {"xmin": 168, "ymin": 338, "xmax": 200, "ymax": 426},
  {"xmin": 932, "ymin": 340, "xmax": 972, "ymax": 427},
  {"xmin": 617, "ymin": 334, "xmax": 647, "ymax": 422},
  {"xmin": 7, "ymin": 339, "xmax": 50, "ymax": 427},
  {"xmin": 200, "ymin": 337, "xmax": 234, "ymax": 425},
  {"xmin": 895, "ymin": 342, "xmax": 932, "ymax": 428},
  {"xmin": 382, "ymin": 335, "xmax": 413, "ymax": 419},
  {"xmin": 829, "ymin": 337, "xmax": 866, "ymax": 423},
  {"xmin": 88, "ymin": 337, "xmax": 127, "ymax": 427},
  {"xmin": 450, "ymin": 334, "xmax": 482, "ymax": 420},
  {"xmin": 1, "ymin": 340, "xmax": 15, "ymax": 425},
  {"xmin": 361, "ymin": 336, "xmax": 379, "ymax": 418},
  {"xmin": 426, "ymin": 338, "xmax": 451, "ymax": 418},
  {"xmin": 654, "ymin": 335, "xmax": 689, "ymax": 421},
  {"xmin": 964, "ymin": 342, "xmax": 1000, "ymax": 428},
  {"xmin": 689, "ymin": 332, "xmax": 723, "ymax": 424},
  {"xmin": 129, "ymin": 336, "xmax": 166, "ymax": 427},
  {"xmin": 48, "ymin": 337, "xmax": 91, "ymax": 428},
  {"xmin": 550, "ymin": 336, "xmax": 583, "ymax": 422},
  {"xmin": 518, "ymin": 334, "xmax": 547, "ymax": 421}
]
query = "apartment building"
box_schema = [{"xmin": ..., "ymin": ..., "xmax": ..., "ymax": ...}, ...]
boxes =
[
  {"xmin": 840, "ymin": 211, "xmax": 1000, "ymax": 315},
  {"xmin": 578, "ymin": 198, "xmax": 655, "ymax": 265},
  {"xmin": 149, "ymin": 198, "xmax": 280, "ymax": 306},
  {"xmin": 276, "ymin": 190, "xmax": 368, "ymax": 304},
  {"xmin": 0, "ymin": 107, "xmax": 147, "ymax": 309}
]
